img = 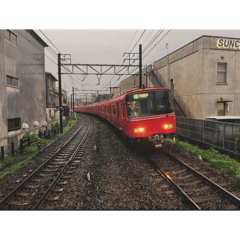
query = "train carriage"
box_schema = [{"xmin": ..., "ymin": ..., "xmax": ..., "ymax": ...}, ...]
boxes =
[{"xmin": 75, "ymin": 87, "xmax": 176, "ymax": 148}]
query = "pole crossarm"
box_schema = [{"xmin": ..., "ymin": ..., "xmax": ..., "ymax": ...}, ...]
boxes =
[{"xmin": 61, "ymin": 64, "xmax": 139, "ymax": 75}]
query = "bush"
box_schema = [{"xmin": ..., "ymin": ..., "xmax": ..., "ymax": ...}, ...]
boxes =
[{"xmin": 63, "ymin": 105, "xmax": 70, "ymax": 117}]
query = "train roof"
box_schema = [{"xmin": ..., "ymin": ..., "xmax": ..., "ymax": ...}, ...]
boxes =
[{"xmin": 75, "ymin": 87, "xmax": 170, "ymax": 108}]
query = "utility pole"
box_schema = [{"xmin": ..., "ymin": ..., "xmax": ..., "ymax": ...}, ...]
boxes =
[
  {"xmin": 71, "ymin": 94, "xmax": 72, "ymax": 110},
  {"xmin": 146, "ymin": 64, "xmax": 148, "ymax": 88},
  {"xmin": 58, "ymin": 53, "xmax": 63, "ymax": 134},
  {"xmin": 139, "ymin": 44, "xmax": 142, "ymax": 88},
  {"xmin": 86, "ymin": 94, "xmax": 87, "ymax": 105},
  {"xmin": 72, "ymin": 87, "xmax": 75, "ymax": 115},
  {"xmin": 110, "ymin": 81, "xmax": 111, "ymax": 96}
]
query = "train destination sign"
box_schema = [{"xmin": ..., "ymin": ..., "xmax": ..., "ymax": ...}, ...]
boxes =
[
  {"xmin": 133, "ymin": 93, "xmax": 149, "ymax": 99},
  {"xmin": 217, "ymin": 38, "xmax": 240, "ymax": 50}
]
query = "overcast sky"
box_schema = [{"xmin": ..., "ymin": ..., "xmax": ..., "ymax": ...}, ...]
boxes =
[{"xmin": 35, "ymin": 29, "xmax": 240, "ymax": 98}]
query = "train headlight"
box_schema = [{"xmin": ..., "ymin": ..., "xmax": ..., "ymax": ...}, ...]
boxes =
[
  {"xmin": 164, "ymin": 124, "xmax": 173, "ymax": 129},
  {"xmin": 134, "ymin": 128, "xmax": 145, "ymax": 133}
]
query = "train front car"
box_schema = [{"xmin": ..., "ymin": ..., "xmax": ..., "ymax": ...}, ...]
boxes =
[{"xmin": 125, "ymin": 88, "xmax": 176, "ymax": 148}]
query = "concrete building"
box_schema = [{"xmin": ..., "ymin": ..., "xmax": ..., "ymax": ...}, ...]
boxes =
[
  {"xmin": 119, "ymin": 35, "xmax": 240, "ymax": 119},
  {"xmin": 54, "ymin": 87, "xmax": 66, "ymax": 107},
  {"xmin": 45, "ymin": 72, "xmax": 58, "ymax": 122},
  {"xmin": 111, "ymin": 87, "xmax": 121, "ymax": 96},
  {"xmin": 0, "ymin": 30, "xmax": 48, "ymax": 147}
]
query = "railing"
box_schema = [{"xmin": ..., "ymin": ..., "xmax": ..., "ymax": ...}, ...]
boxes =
[
  {"xmin": 149, "ymin": 71, "xmax": 195, "ymax": 119},
  {"xmin": 0, "ymin": 129, "xmax": 55, "ymax": 160},
  {"xmin": 175, "ymin": 116, "xmax": 240, "ymax": 154},
  {"xmin": 1, "ymin": 135, "xmax": 36, "ymax": 160}
]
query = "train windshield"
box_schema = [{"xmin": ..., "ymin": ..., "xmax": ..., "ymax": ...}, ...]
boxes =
[{"xmin": 126, "ymin": 90, "xmax": 173, "ymax": 118}]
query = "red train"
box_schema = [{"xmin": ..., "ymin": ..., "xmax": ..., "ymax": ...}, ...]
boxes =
[{"xmin": 74, "ymin": 87, "xmax": 176, "ymax": 148}]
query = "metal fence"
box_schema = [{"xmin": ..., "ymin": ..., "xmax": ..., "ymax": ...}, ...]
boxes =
[{"xmin": 176, "ymin": 116, "xmax": 240, "ymax": 154}]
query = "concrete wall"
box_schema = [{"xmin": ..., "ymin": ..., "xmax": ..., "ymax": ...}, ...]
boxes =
[
  {"xmin": 202, "ymin": 48, "xmax": 240, "ymax": 118},
  {"xmin": 151, "ymin": 36, "xmax": 240, "ymax": 119},
  {"xmin": 0, "ymin": 30, "xmax": 47, "ymax": 146},
  {"xmin": 153, "ymin": 50, "xmax": 203, "ymax": 118},
  {"xmin": 0, "ymin": 31, "xmax": 8, "ymax": 146},
  {"xmin": 119, "ymin": 65, "xmax": 153, "ymax": 92}
]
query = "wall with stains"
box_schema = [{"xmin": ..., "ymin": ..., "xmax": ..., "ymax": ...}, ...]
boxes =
[{"xmin": 0, "ymin": 30, "xmax": 47, "ymax": 146}]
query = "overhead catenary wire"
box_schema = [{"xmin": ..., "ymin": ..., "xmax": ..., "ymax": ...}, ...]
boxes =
[
  {"xmin": 38, "ymin": 30, "xmax": 87, "ymax": 89},
  {"xmin": 100, "ymin": 29, "xmax": 139, "ymax": 90},
  {"xmin": 111, "ymin": 29, "xmax": 171, "ymax": 88},
  {"xmin": 101, "ymin": 29, "xmax": 150, "ymax": 91},
  {"xmin": 114, "ymin": 30, "xmax": 164, "ymax": 84},
  {"xmin": 128, "ymin": 29, "xmax": 146, "ymax": 54}
]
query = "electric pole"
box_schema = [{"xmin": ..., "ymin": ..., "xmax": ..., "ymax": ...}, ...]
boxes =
[
  {"xmin": 58, "ymin": 53, "xmax": 63, "ymax": 134},
  {"xmin": 72, "ymin": 87, "xmax": 75, "ymax": 116},
  {"xmin": 110, "ymin": 81, "xmax": 111, "ymax": 96},
  {"xmin": 139, "ymin": 44, "xmax": 142, "ymax": 88}
]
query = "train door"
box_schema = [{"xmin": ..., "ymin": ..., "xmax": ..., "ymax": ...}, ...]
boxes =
[
  {"xmin": 118, "ymin": 103, "xmax": 123, "ymax": 129},
  {"xmin": 116, "ymin": 102, "xmax": 121, "ymax": 127}
]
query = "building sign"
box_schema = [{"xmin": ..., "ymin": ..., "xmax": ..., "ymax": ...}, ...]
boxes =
[
  {"xmin": 217, "ymin": 102, "xmax": 224, "ymax": 110},
  {"xmin": 217, "ymin": 38, "xmax": 240, "ymax": 50}
]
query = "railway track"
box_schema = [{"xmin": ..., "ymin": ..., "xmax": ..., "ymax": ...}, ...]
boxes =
[
  {"xmin": 0, "ymin": 119, "xmax": 91, "ymax": 210},
  {"xmin": 137, "ymin": 146, "xmax": 240, "ymax": 210}
]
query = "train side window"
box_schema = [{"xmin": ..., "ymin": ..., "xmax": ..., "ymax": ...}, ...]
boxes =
[
  {"xmin": 121, "ymin": 106, "xmax": 123, "ymax": 119},
  {"xmin": 112, "ymin": 105, "xmax": 116, "ymax": 116}
]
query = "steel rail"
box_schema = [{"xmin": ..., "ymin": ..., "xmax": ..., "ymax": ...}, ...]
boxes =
[
  {"xmin": 0, "ymin": 123, "xmax": 84, "ymax": 209},
  {"xmin": 133, "ymin": 145, "xmax": 200, "ymax": 209},
  {"xmin": 34, "ymin": 122, "xmax": 91, "ymax": 209},
  {"xmin": 163, "ymin": 149, "xmax": 240, "ymax": 208},
  {"xmin": 141, "ymin": 150, "xmax": 201, "ymax": 210}
]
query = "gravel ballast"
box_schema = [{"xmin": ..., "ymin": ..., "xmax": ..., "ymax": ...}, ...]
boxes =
[{"xmin": 1, "ymin": 114, "xmax": 240, "ymax": 210}]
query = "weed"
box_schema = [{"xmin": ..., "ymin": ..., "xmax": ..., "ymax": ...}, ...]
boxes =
[
  {"xmin": 95, "ymin": 118, "xmax": 100, "ymax": 124},
  {"xmin": 103, "ymin": 131, "xmax": 109, "ymax": 138},
  {"xmin": 166, "ymin": 137, "xmax": 240, "ymax": 185},
  {"xmin": 0, "ymin": 117, "xmax": 79, "ymax": 179},
  {"xmin": 234, "ymin": 131, "xmax": 240, "ymax": 155}
]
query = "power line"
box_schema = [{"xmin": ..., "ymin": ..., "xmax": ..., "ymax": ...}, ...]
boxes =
[
  {"xmin": 38, "ymin": 30, "xmax": 87, "ymax": 88},
  {"xmin": 39, "ymin": 29, "xmax": 61, "ymax": 53},
  {"xmin": 100, "ymin": 29, "xmax": 139, "ymax": 90},
  {"xmin": 141, "ymin": 29, "xmax": 155, "ymax": 45},
  {"xmin": 111, "ymin": 30, "xmax": 171, "ymax": 88},
  {"xmin": 129, "ymin": 29, "xmax": 146, "ymax": 53},
  {"xmin": 143, "ymin": 29, "xmax": 171, "ymax": 59},
  {"xmin": 123, "ymin": 30, "xmax": 139, "ymax": 53}
]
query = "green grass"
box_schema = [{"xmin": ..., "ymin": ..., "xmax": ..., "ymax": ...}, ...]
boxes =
[
  {"xmin": 103, "ymin": 131, "xmax": 109, "ymax": 138},
  {"xmin": 95, "ymin": 118, "xmax": 100, "ymax": 124},
  {"xmin": 165, "ymin": 137, "xmax": 240, "ymax": 186},
  {"xmin": 0, "ymin": 116, "xmax": 80, "ymax": 179}
]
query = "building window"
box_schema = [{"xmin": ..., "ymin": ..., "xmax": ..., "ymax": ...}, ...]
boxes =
[
  {"xmin": 7, "ymin": 75, "xmax": 19, "ymax": 87},
  {"xmin": 8, "ymin": 118, "xmax": 21, "ymax": 132},
  {"xmin": 217, "ymin": 63, "xmax": 227, "ymax": 83},
  {"xmin": 5, "ymin": 30, "xmax": 17, "ymax": 45},
  {"xmin": 5, "ymin": 30, "xmax": 10, "ymax": 40},
  {"xmin": 112, "ymin": 105, "xmax": 116, "ymax": 116}
]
